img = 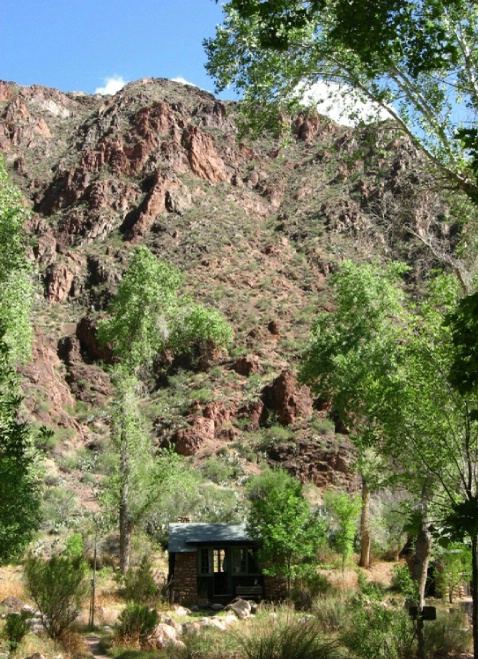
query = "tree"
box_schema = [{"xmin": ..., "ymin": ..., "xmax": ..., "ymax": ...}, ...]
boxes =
[
  {"xmin": 98, "ymin": 247, "xmax": 232, "ymax": 572},
  {"xmin": 103, "ymin": 365, "xmax": 197, "ymax": 573},
  {"xmin": 0, "ymin": 158, "xmax": 39, "ymax": 562},
  {"xmin": 301, "ymin": 261, "xmax": 478, "ymax": 657},
  {"xmin": 0, "ymin": 339, "xmax": 41, "ymax": 562},
  {"xmin": 246, "ymin": 468, "xmax": 325, "ymax": 596},
  {"xmin": 300, "ymin": 259, "xmax": 409, "ymax": 568},
  {"xmin": 206, "ymin": 0, "xmax": 478, "ymax": 199},
  {"xmin": 324, "ymin": 490, "xmax": 361, "ymax": 572},
  {"xmin": 0, "ymin": 157, "xmax": 33, "ymax": 365},
  {"xmin": 98, "ymin": 246, "xmax": 232, "ymax": 371}
]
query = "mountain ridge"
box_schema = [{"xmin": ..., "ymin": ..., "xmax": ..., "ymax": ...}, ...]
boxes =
[{"xmin": 0, "ymin": 77, "xmax": 464, "ymax": 523}]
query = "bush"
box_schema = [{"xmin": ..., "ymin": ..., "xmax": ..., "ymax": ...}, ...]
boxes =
[
  {"xmin": 237, "ymin": 615, "xmax": 342, "ymax": 659},
  {"xmin": 312, "ymin": 595, "xmax": 352, "ymax": 634},
  {"xmin": 356, "ymin": 570, "xmax": 385, "ymax": 601},
  {"xmin": 390, "ymin": 564, "xmax": 417, "ymax": 600},
  {"xmin": 24, "ymin": 554, "xmax": 89, "ymax": 640},
  {"xmin": 291, "ymin": 572, "xmax": 335, "ymax": 610},
  {"xmin": 341, "ymin": 601, "xmax": 416, "ymax": 659},
  {"xmin": 115, "ymin": 603, "xmax": 159, "ymax": 648},
  {"xmin": 122, "ymin": 556, "xmax": 160, "ymax": 605},
  {"xmin": 3, "ymin": 611, "xmax": 31, "ymax": 654},
  {"xmin": 424, "ymin": 609, "xmax": 472, "ymax": 658}
]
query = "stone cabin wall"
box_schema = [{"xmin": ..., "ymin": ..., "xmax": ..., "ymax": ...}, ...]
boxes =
[{"xmin": 173, "ymin": 552, "xmax": 198, "ymax": 604}]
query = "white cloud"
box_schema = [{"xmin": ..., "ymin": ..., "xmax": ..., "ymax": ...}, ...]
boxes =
[
  {"xmin": 95, "ymin": 76, "xmax": 127, "ymax": 96},
  {"xmin": 301, "ymin": 80, "xmax": 391, "ymax": 126},
  {"xmin": 171, "ymin": 76, "xmax": 198, "ymax": 88}
]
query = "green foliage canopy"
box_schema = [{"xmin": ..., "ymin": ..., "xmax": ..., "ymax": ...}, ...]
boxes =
[
  {"xmin": 0, "ymin": 340, "xmax": 41, "ymax": 561},
  {"xmin": 247, "ymin": 469, "xmax": 325, "ymax": 594},
  {"xmin": 98, "ymin": 246, "xmax": 232, "ymax": 370},
  {"xmin": 206, "ymin": 0, "xmax": 478, "ymax": 197},
  {"xmin": 0, "ymin": 160, "xmax": 39, "ymax": 562},
  {"xmin": 0, "ymin": 157, "xmax": 33, "ymax": 365}
]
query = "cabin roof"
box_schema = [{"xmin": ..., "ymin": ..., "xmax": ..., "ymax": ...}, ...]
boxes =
[{"xmin": 168, "ymin": 523, "xmax": 254, "ymax": 553}]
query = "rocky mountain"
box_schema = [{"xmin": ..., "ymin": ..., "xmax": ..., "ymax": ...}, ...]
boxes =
[{"xmin": 0, "ymin": 77, "xmax": 462, "ymax": 518}]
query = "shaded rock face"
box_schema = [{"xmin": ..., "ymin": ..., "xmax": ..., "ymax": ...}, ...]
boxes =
[
  {"xmin": 171, "ymin": 417, "xmax": 216, "ymax": 456},
  {"xmin": 76, "ymin": 316, "xmax": 114, "ymax": 364},
  {"xmin": 169, "ymin": 401, "xmax": 237, "ymax": 455},
  {"xmin": 20, "ymin": 328, "xmax": 87, "ymax": 439},
  {"xmin": 233, "ymin": 354, "xmax": 261, "ymax": 376},
  {"xmin": 267, "ymin": 437, "xmax": 357, "ymax": 489},
  {"xmin": 57, "ymin": 332, "xmax": 114, "ymax": 406},
  {"xmin": 261, "ymin": 370, "xmax": 313, "ymax": 425}
]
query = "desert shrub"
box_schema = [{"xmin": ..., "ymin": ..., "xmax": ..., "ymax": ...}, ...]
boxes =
[
  {"xmin": 312, "ymin": 595, "xmax": 352, "ymax": 634},
  {"xmin": 390, "ymin": 564, "xmax": 417, "ymax": 600},
  {"xmin": 237, "ymin": 616, "xmax": 342, "ymax": 659},
  {"xmin": 291, "ymin": 572, "xmax": 335, "ymax": 610},
  {"xmin": 356, "ymin": 570, "xmax": 385, "ymax": 601},
  {"xmin": 24, "ymin": 554, "xmax": 89, "ymax": 640},
  {"xmin": 115, "ymin": 603, "xmax": 159, "ymax": 648},
  {"xmin": 59, "ymin": 629, "xmax": 87, "ymax": 656},
  {"xmin": 424, "ymin": 609, "xmax": 472, "ymax": 658},
  {"xmin": 122, "ymin": 556, "xmax": 160, "ymax": 606},
  {"xmin": 341, "ymin": 601, "xmax": 416, "ymax": 659},
  {"xmin": 201, "ymin": 456, "xmax": 235, "ymax": 484},
  {"xmin": 4, "ymin": 611, "xmax": 31, "ymax": 654}
]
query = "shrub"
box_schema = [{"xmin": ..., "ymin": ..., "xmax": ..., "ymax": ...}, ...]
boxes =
[
  {"xmin": 424, "ymin": 609, "xmax": 472, "ymax": 658},
  {"xmin": 291, "ymin": 572, "xmax": 334, "ymax": 610},
  {"xmin": 341, "ymin": 601, "xmax": 416, "ymax": 659},
  {"xmin": 312, "ymin": 594, "xmax": 352, "ymax": 634},
  {"xmin": 115, "ymin": 603, "xmax": 159, "ymax": 648},
  {"xmin": 390, "ymin": 564, "xmax": 417, "ymax": 600},
  {"xmin": 4, "ymin": 611, "xmax": 31, "ymax": 654},
  {"xmin": 122, "ymin": 556, "xmax": 160, "ymax": 606},
  {"xmin": 356, "ymin": 570, "xmax": 385, "ymax": 601},
  {"xmin": 237, "ymin": 616, "xmax": 342, "ymax": 659},
  {"xmin": 24, "ymin": 554, "xmax": 89, "ymax": 640}
]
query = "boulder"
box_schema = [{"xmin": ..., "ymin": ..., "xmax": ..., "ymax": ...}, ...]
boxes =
[
  {"xmin": 225, "ymin": 598, "xmax": 252, "ymax": 620},
  {"xmin": 171, "ymin": 417, "xmax": 215, "ymax": 456},
  {"xmin": 261, "ymin": 370, "xmax": 313, "ymax": 425},
  {"xmin": 233, "ymin": 354, "xmax": 261, "ymax": 377},
  {"xmin": 1, "ymin": 596, "xmax": 24, "ymax": 611},
  {"xmin": 148, "ymin": 622, "xmax": 178, "ymax": 649}
]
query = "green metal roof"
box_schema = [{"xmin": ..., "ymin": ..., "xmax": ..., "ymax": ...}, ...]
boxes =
[{"xmin": 168, "ymin": 523, "xmax": 254, "ymax": 553}]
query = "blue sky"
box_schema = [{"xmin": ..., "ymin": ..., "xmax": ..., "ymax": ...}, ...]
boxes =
[{"xmin": 1, "ymin": 0, "xmax": 232, "ymax": 97}]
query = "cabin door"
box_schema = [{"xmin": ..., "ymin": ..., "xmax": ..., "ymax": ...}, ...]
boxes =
[{"xmin": 212, "ymin": 548, "xmax": 232, "ymax": 596}]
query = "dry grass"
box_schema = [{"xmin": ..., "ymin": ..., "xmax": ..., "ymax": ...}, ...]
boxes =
[{"xmin": 0, "ymin": 565, "xmax": 26, "ymax": 602}]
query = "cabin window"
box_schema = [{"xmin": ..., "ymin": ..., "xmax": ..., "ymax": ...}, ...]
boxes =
[
  {"xmin": 232, "ymin": 547, "xmax": 260, "ymax": 574},
  {"xmin": 199, "ymin": 548, "xmax": 213, "ymax": 575}
]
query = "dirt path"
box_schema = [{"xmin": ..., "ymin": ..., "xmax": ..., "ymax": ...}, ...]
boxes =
[{"xmin": 84, "ymin": 635, "xmax": 109, "ymax": 659}]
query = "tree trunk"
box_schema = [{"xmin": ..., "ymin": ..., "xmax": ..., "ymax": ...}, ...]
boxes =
[
  {"xmin": 119, "ymin": 444, "xmax": 132, "ymax": 574},
  {"xmin": 472, "ymin": 534, "xmax": 478, "ymax": 659},
  {"xmin": 119, "ymin": 499, "xmax": 132, "ymax": 574},
  {"xmin": 359, "ymin": 478, "xmax": 371, "ymax": 568},
  {"xmin": 412, "ymin": 506, "xmax": 432, "ymax": 659}
]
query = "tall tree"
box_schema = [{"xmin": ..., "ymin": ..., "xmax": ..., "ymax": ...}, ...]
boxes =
[
  {"xmin": 302, "ymin": 261, "xmax": 478, "ymax": 656},
  {"xmin": 0, "ymin": 335, "xmax": 41, "ymax": 562},
  {"xmin": 0, "ymin": 157, "xmax": 33, "ymax": 365},
  {"xmin": 0, "ymin": 157, "xmax": 39, "ymax": 561},
  {"xmin": 206, "ymin": 0, "xmax": 478, "ymax": 198},
  {"xmin": 98, "ymin": 247, "xmax": 232, "ymax": 572},
  {"xmin": 300, "ymin": 259, "xmax": 409, "ymax": 568}
]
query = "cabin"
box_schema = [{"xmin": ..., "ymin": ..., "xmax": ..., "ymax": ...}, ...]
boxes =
[{"xmin": 168, "ymin": 522, "xmax": 284, "ymax": 604}]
